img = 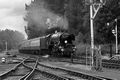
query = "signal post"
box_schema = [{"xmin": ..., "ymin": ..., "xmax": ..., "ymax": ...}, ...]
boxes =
[
  {"xmin": 112, "ymin": 19, "xmax": 118, "ymax": 54},
  {"xmin": 84, "ymin": 0, "xmax": 106, "ymax": 69}
]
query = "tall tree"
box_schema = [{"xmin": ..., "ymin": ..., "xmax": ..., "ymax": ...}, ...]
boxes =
[{"xmin": 94, "ymin": 0, "xmax": 120, "ymax": 44}]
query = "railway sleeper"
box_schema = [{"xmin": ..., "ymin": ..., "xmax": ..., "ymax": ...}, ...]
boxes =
[
  {"xmin": 0, "ymin": 58, "xmax": 29, "ymax": 80},
  {"xmin": 24, "ymin": 63, "xmax": 77, "ymax": 80},
  {"xmin": 38, "ymin": 62, "xmax": 113, "ymax": 80},
  {"xmin": 36, "ymin": 70, "xmax": 71, "ymax": 80},
  {"xmin": 102, "ymin": 63, "xmax": 120, "ymax": 69}
]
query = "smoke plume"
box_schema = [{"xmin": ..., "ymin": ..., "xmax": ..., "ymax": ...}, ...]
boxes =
[{"xmin": 25, "ymin": 0, "xmax": 68, "ymax": 38}]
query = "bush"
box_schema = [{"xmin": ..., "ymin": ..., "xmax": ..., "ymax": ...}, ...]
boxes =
[{"xmin": 75, "ymin": 43, "xmax": 90, "ymax": 56}]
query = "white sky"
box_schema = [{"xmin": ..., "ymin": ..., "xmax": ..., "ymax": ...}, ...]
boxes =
[{"xmin": 0, "ymin": 0, "xmax": 32, "ymax": 38}]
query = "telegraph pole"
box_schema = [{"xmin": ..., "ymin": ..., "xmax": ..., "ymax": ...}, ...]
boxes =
[
  {"xmin": 5, "ymin": 41, "xmax": 8, "ymax": 53},
  {"xmin": 3, "ymin": 40, "xmax": 8, "ymax": 53}
]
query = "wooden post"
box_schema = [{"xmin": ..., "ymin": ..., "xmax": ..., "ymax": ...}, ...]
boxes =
[
  {"xmin": 71, "ymin": 52, "xmax": 74, "ymax": 63},
  {"xmin": 110, "ymin": 44, "xmax": 113, "ymax": 57}
]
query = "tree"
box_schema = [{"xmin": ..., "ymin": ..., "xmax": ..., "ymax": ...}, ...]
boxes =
[
  {"xmin": 75, "ymin": 32, "xmax": 84, "ymax": 44},
  {"xmin": 0, "ymin": 29, "xmax": 25, "ymax": 51},
  {"xmin": 94, "ymin": 0, "xmax": 120, "ymax": 44}
]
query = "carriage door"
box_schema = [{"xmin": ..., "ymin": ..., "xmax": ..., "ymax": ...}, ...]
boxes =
[{"xmin": 40, "ymin": 37, "xmax": 48, "ymax": 49}]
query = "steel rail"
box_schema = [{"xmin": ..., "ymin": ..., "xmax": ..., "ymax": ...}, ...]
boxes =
[
  {"xmin": 0, "ymin": 58, "xmax": 29, "ymax": 79},
  {"xmin": 22, "ymin": 61, "xmax": 75, "ymax": 80},
  {"xmin": 24, "ymin": 57, "xmax": 39, "ymax": 80},
  {"xmin": 18, "ymin": 57, "xmax": 39, "ymax": 80},
  {"xmin": 0, "ymin": 57, "xmax": 39, "ymax": 80},
  {"xmin": 37, "ymin": 62, "xmax": 115, "ymax": 80},
  {"xmin": 56, "ymin": 57, "xmax": 120, "ymax": 70}
]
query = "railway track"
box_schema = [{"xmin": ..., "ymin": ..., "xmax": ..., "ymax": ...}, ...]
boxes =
[
  {"xmin": 37, "ymin": 61, "xmax": 114, "ymax": 80},
  {"xmin": 0, "ymin": 57, "xmax": 48, "ymax": 80},
  {"xmin": 0, "ymin": 57, "xmax": 35, "ymax": 80},
  {"xmin": 17, "ymin": 52, "xmax": 120, "ymax": 70},
  {"xmin": 1, "ymin": 55, "xmax": 114, "ymax": 80},
  {"xmin": 102, "ymin": 59, "xmax": 120, "ymax": 64},
  {"xmin": 0, "ymin": 55, "xmax": 85, "ymax": 80},
  {"xmin": 102, "ymin": 62, "xmax": 120, "ymax": 69},
  {"xmin": 4, "ymin": 51, "xmax": 118, "ymax": 80},
  {"xmin": 24, "ymin": 57, "xmax": 114, "ymax": 80},
  {"xmin": 53, "ymin": 57, "xmax": 120, "ymax": 70},
  {"xmin": 24, "ymin": 58, "xmax": 82, "ymax": 80}
]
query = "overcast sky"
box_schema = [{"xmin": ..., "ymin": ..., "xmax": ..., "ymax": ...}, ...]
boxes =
[{"xmin": 0, "ymin": 0, "xmax": 32, "ymax": 38}]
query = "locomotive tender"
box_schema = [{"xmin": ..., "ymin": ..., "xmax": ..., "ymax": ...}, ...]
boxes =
[{"xmin": 18, "ymin": 31, "xmax": 76, "ymax": 57}]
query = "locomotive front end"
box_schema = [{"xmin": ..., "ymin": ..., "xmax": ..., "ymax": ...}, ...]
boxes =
[{"xmin": 59, "ymin": 32, "xmax": 76, "ymax": 56}]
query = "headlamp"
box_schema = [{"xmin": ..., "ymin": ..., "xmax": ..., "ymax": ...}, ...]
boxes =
[
  {"xmin": 65, "ymin": 40, "xmax": 67, "ymax": 43},
  {"xmin": 61, "ymin": 48, "xmax": 64, "ymax": 51}
]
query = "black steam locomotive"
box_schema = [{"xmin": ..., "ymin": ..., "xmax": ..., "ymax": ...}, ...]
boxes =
[{"xmin": 18, "ymin": 31, "xmax": 76, "ymax": 57}]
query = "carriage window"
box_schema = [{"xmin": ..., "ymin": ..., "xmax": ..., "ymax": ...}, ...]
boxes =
[{"xmin": 31, "ymin": 40, "xmax": 40, "ymax": 46}]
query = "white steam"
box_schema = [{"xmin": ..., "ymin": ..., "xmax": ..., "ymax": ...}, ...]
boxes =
[{"xmin": 25, "ymin": 1, "xmax": 68, "ymax": 31}]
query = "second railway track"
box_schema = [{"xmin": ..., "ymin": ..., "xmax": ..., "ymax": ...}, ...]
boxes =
[{"xmin": 53, "ymin": 57, "xmax": 120, "ymax": 70}]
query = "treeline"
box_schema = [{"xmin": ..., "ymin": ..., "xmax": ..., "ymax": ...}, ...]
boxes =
[
  {"xmin": 0, "ymin": 29, "xmax": 25, "ymax": 51},
  {"xmin": 25, "ymin": 0, "xmax": 120, "ymax": 44}
]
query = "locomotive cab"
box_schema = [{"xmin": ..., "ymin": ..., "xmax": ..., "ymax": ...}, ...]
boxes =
[{"xmin": 48, "ymin": 32, "xmax": 62, "ymax": 55}]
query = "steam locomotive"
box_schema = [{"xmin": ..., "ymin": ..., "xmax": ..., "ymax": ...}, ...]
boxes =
[{"xmin": 18, "ymin": 31, "xmax": 76, "ymax": 57}]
